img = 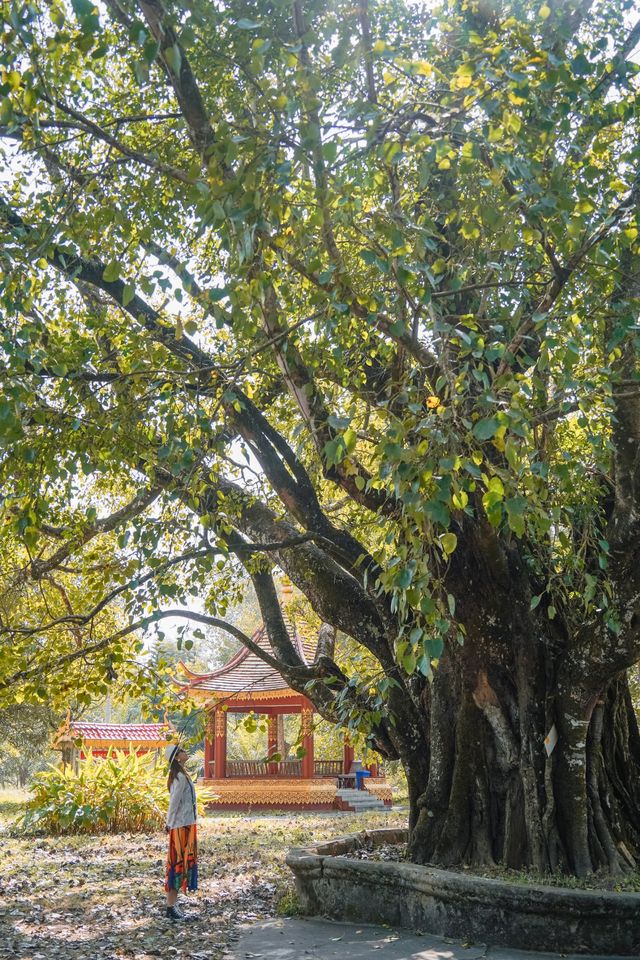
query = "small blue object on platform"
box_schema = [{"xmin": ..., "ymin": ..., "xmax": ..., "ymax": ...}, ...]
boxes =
[{"xmin": 355, "ymin": 770, "xmax": 371, "ymax": 790}]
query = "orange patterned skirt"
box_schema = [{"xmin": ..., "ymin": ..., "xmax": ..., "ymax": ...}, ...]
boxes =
[{"xmin": 165, "ymin": 823, "xmax": 198, "ymax": 893}]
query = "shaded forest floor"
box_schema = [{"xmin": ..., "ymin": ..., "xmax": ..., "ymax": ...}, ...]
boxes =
[{"xmin": 0, "ymin": 793, "xmax": 406, "ymax": 960}]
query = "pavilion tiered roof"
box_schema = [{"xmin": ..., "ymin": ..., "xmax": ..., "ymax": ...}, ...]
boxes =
[{"xmin": 179, "ymin": 613, "xmax": 318, "ymax": 697}]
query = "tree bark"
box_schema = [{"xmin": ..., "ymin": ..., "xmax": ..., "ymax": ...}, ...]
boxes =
[{"xmin": 406, "ymin": 556, "xmax": 640, "ymax": 875}]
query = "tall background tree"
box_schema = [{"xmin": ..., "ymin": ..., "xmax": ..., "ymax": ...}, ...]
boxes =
[
  {"xmin": 0, "ymin": 704, "xmax": 54, "ymax": 787},
  {"xmin": 1, "ymin": 0, "xmax": 639, "ymax": 876}
]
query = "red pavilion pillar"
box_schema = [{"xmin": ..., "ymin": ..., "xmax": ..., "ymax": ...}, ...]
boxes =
[
  {"xmin": 267, "ymin": 714, "xmax": 279, "ymax": 774},
  {"xmin": 213, "ymin": 706, "xmax": 227, "ymax": 779},
  {"xmin": 342, "ymin": 732, "xmax": 355, "ymax": 774},
  {"xmin": 204, "ymin": 705, "xmax": 215, "ymax": 778},
  {"xmin": 301, "ymin": 705, "xmax": 314, "ymax": 779}
]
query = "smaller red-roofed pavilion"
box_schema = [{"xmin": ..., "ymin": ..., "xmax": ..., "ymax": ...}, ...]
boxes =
[
  {"xmin": 177, "ymin": 586, "xmax": 391, "ymax": 810},
  {"xmin": 55, "ymin": 718, "xmax": 172, "ymax": 766}
]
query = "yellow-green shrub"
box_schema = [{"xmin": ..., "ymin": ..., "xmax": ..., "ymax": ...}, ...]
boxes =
[{"xmin": 23, "ymin": 750, "xmax": 215, "ymax": 835}]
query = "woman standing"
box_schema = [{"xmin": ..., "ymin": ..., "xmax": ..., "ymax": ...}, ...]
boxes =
[{"xmin": 164, "ymin": 744, "xmax": 198, "ymax": 920}]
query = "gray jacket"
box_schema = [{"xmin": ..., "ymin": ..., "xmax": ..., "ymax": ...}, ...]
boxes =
[{"xmin": 166, "ymin": 771, "xmax": 197, "ymax": 829}]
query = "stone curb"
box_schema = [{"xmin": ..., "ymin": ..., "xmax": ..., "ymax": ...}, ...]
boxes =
[{"xmin": 286, "ymin": 828, "xmax": 640, "ymax": 956}]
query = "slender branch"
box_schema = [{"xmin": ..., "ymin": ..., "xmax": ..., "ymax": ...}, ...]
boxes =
[
  {"xmin": 0, "ymin": 609, "xmax": 315, "ymax": 691},
  {"xmin": 591, "ymin": 19, "xmax": 640, "ymax": 97},
  {"xmin": 137, "ymin": 0, "xmax": 218, "ymax": 161},
  {"xmin": 27, "ymin": 485, "xmax": 163, "ymax": 580},
  {"xmin": 12, "ymin": 549, "xmax": 210, "ymax": 636},
  {"xmin": 358, "ymin": 0, "xmax": 378, "ymax": 105},
  {"xmin": 268, "ymin": 238, "xmax": 441, "ymax": 383},
  {"xmin": 43, "ymin": 98, "xmax": 197, "ymax": 185},
  {"xmin": 496, "ymin": 176, "xmax": 640, "ymax": 378}
]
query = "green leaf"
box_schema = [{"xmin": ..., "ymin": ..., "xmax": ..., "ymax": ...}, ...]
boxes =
[
  {"xmin": 472, "ymin": 418, "xmax": 499, "ymax": 440},
  {"xmin": 71, "ymin": 0, "xmax": 97, "ymax": 16},
  {"xmin": 164, "ymin": 44, "xmax": 182, "ymax": 74},
  {"xmin": 71, "ymin": 0, "xmax": 100, "ymax": 32},
  {"xmin": 452, "ymin": 490, "xmax": 468, "ymax": 510},
  {"xmin": 102, "ymin": 261, "xmax": 121, "ymax": 283},
  {"xmin": 207, "ymin": 286, "xmax": 229, "ymax": 302},
  {"xmin": 324, "ymin": 437, "xmax": 346, "ymax": 467},
  {"xmin": 122, "ymin": 283, "xmax": 135, "ymax": 307},
  {"xmin": 571, "ymin": 53, "xmax": 591, "ymax": 76},
  {"xmin": 441, "ymin": 532, "xmax": 457, "ymax": 555},
  {"xmin": 402, "ymin": 650, "xmax": 417, "ymax": 674},
  {"xmin": 426, "ymin": 636, "xmax": 444, "ymax": 660},
  {"xmin": 505, "ymin": 496, "xmax": 528, "ymax": 536},
  {"xmin": 328, "ymin": 414, "xmax": 351, "ymax": 430},
  {"xmin": 343, "ymin": 427, "xmax": 357, "ymax": 453},
  {"xmin": 395, "ymin": 566, "xmax": 414, "ymax": 589},
  {"xmin": 425, "ymin": 501, "xmax": 450, "ymax": 527}
]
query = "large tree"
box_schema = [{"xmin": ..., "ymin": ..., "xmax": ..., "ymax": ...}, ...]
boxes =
[{"xmin": 1, "ymin": 0, "xmax": 640, "ymax": 876}]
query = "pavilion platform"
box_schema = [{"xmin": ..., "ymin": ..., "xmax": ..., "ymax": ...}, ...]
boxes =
[{"xmin": 200, "ymin": 763, "xmax": 392, "ymax": 811}]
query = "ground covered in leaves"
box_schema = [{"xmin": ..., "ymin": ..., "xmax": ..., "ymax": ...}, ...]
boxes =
[{"xmin": 0, "ymin": 792, "xmax": 407, "ymax": 960}]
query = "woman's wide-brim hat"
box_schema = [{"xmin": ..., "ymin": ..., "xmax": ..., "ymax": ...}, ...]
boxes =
[{"xmin": 165, "ymin": 743, "xmax": 182, "ymax": 764}]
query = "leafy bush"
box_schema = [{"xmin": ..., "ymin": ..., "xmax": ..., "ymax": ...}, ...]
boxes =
[{"xmin": 22, "ymin": 750, "xmax": 215, "ymax": 835}]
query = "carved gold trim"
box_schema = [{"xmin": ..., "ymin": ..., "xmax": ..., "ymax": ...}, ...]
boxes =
[
  {"xmin": 301, "ymin": 708, "xmax": 314, "ymax": 736},
  {"xmin": 214, "ymin": 711, "xmax": 226, "ymax": 737},
  {"xmin": 188, "ymin": 688, "xmax": 301, "ymax": 702},
  {"xmin": 201, "ymin": 778, "xmax": 336, "ymax": 805},
  {"xmin": 59, "ymin": 739, "xmax": 169, "ymax": 750},
  {"xmin": 364, "ymin": 781, "xmax": 393, "ymax": 802}
]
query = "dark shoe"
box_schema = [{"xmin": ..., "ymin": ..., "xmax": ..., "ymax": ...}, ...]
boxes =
[{"xmin": 165, "ymin": 905, "xmax": 186, "ymax": 921}]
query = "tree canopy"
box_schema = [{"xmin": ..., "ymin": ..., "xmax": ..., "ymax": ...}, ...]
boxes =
[{"xmin": 1, "ymin": 0, "xmax": 640, "ymax": 875}]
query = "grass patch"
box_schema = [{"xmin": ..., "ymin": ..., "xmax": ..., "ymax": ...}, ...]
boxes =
[
  {"xmin": 275, "ymin": 888, "xmax": 302, "ymax": 916},
  {"xmin": 0, "ymin": 788, "xmax": 30, "ymax": 828}
]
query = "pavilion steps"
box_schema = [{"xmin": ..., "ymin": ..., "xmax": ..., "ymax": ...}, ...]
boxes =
[{"xmin": 335, "ymin": 788, "xmax": 388, "ymax": 812}]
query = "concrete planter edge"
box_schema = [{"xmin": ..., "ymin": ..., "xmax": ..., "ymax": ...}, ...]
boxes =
[{"xmin": 285, "ymin": 827, "xmax": 640, "ymax": 956}]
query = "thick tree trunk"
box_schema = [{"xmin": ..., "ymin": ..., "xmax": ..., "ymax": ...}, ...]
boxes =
[
  {"xmin": 405, "ymin": 522, "xmax": 640, "ymax": 875},
  {"xmin": 407, "ymin": 642, "xmax": 640, "ymax": 875}
]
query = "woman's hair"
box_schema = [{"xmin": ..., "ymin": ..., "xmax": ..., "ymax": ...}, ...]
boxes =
[{"xmin": 167, "ymin": 751, "xmax": 188, "ymax": 791}]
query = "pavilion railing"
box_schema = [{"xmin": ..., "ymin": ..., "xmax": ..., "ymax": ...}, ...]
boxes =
[
  {"xmin": 279, "ymin": 759, "xmax": 303, "ymax": 776},
  {"xmin": 211, "ymin": 759, "xmax": 344, "ymax": 778},
  {"xmin": 314, "ymin": 760, "xmax": 343, "ymax": 776},
  {"xmin": 205, "ymin": 759, "xmax": 383, "ymax": 779},
  {"xmin": 226, "ymin": 760, "xmax": 270, "ymax": 777}
]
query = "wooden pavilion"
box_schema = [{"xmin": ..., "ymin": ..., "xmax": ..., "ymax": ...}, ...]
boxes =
[{"xmin": 178, "ymin": 600, "xmax": 391, "ymax": 810}]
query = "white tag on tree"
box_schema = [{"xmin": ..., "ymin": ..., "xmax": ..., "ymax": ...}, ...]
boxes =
[{"xmin": 544, "ymin": 724, "xmax": 558, "ymax": 757}]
